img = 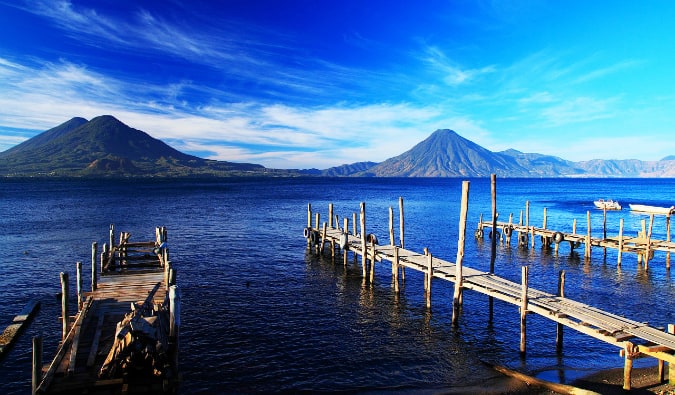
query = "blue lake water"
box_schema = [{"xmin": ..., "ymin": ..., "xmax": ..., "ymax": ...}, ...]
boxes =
[{"xmin": 1, "ymin": 177, "xmax": 674, "ymax": 394}]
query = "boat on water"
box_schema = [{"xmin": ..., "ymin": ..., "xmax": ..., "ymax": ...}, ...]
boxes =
[
  {"xmin": 629, "ymin": 204, "xmax": 675, "ymax": 215},
  {"xmin": 593, "ymin": 199, "xmax": 622, "ymax": 210}
]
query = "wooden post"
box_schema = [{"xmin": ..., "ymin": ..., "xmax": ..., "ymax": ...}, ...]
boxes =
[
  {"xmin": 507, "ymin": 213, "xmax": 514, "ymax": 245},
  {"xmin": 452, "ymin": 181, "xmax": 470, "ymax": 326},
  {"xmin": 573, "ymin": 218, "xmax": 577, "ymax": 234},
  {"xmin": 100, "ymin": 243, "xmax": 107, "ymax": 273},
  {"xmin": 490, "ymin": 174, "xmax": 497, "ymax": 320},
  {"xmin": 623, "ymin": 342, "xmax": 637, "ymax": 390},
  {"xmin": 76, "ymin": 261, "xmax": 83, "ymax": 311},
  {"xmin": 543, "ymin": 207, "xmax": 547, "ymax": 229},
  {"xmin": 520, "ymin": 265, "xmax": 529, "ymax": 355},
  {"xmin": 393, "ymin": 246, "xmax": 400, "ymax": 293},
  {"xmin": 307, "ymin": 204, "xmax": 312, "ymax": 247},
  {"xmin": 91, "ymin": 242, "xmax": 97, "ymax": 291},
  {"xmin": 369, "ymin": 239, "xmax": 376, "ymax": 284},
  {"xmin": 667, "ymin": 216, "xmax": 672, "ymax": 269},
  {"xmin": 60, "ymin": 272, "xmax": 69, "ymax": 342},
  {"xmin": 645, "ymin": 214, "xmax": 654, "ymax": 271},
  {"xmin": 669, "ymin": 324, "xmax": 675, "ymax": 385},
  {"xmin": 526, "ymin": 201, "xmax": 530, "ymax": 229},
  {"xmin": 109, "ymin": 224, "xmax": 114, "ymax": 249},
  {"xmin": 169, "ymin": 285, "xmax": 180, "ymax": 368},
  {"xmin": 343, "ymin": 217, "xmax": 349, "ymax": 266},
  {"xmin": 320, "ymin": 222, "xmax": 328, "ymax": 254},
  {"xmin": 399, "ymin": 197, "xmax": 405, "ymax": 281},
  {"xmin": 328, "ymin": 203, "xmax": 334, "ymax": 228},
  {"xmin": 399, "ymin": 197, "xmax": 405, "ymax": 248},
  {"xmin": 360, "ymin": 202, "xmax": 367, "ymax": 278},
  {"xmin": 315, "ymin": 213, "xmax": 320, "ymax": 231},
  {"xmin": 389, "ymin": 207, "xmax": 395, "ymax": 246},
  {"xmin": 556, "ymin": 270, "xmax": 565, "ymax": 352},
  {"xmin": 32, "ymin": 335, "xmax": 42, "ymax": 395},
  {"xmin": 618, "ymin": 218, "xmax": 624, "ymax": 266},
  {"xmin": 490, "ymin": 174, "xmax": 497, "ymax": 273},
  {"xmin": 585, "ymin": 211, "xmax": 592, "ymax": 258},
  {"xmin": 530, "ymin": 226, "xmax": 535, "ymax": 249},
  {"xmin": 352, "ymin": 213, "xmax": 357, "ymax": 237},
  {"xmin": 426, "ymin": 252, "xmax": 433, "ymax": 309}
]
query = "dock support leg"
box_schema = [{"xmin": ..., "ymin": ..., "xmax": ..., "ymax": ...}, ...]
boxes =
[
  {"xmin": 426, "ymin": 252, "xmax": 432, "ymax": 309},
  {"xmin": 556, "ymin": 270, "xmax": 565, "ymax": 353},
  {"xmin": 452, "ymin": 181, "xmax": 470, "ymax": 326},
  {"xmin": 360, "ymin": 203, "xmax": 367, "ymax": 279},
  {"xmin": 669, "ymin": 325, "xmax": 675, "ymax": 385},
  {"xmin": 618, "ymin": 219, "xmax": 624, "ymax": 267},
  {"xmin": 623, "ymin": 342, "xmax": 638, "ymax": 390},
  {"xmin": 32, "ymin": 335, "xmax": 42, "ymax": 395},
  {"xmin": 76, "ymin": 261, "xmax": 83, "ymax": 311},
  {"xmin": 393, "ymin": 247, "xmax": 400, "ymax": 293},
  {"xmin": 520, "ymin": 265, "xmax": 529, "ymax": 355},
  {"xmin": 60, "ymin": 272, "xmax": 69, "ymax": 341},
  {"xmin": 91, "ymin": 242, "xmax": 97, "ymax": 291}
]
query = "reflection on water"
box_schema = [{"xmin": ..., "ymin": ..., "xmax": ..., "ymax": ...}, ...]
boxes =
[{"xmin": 0, "ymin": 177, "xmax": 674, "ymax": 394}]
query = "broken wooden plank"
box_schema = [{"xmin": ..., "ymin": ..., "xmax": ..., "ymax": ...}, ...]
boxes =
[{"xmin": 0, "ymin": 300, "xmax": 40, "ymax": 357}]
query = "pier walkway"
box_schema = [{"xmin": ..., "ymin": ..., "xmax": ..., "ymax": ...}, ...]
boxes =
[
  {"xmin": 34, "ymin": 225, "xmax": 179, "ymax": 395},
  {"xmin": 305, "ymin": 186, "xmax": 675, "ymax": 391}
]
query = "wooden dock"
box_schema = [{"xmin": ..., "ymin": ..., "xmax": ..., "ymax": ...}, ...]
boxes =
[
  {"xmin": 304, "ymin": 181, "xmax": 675, "ymax": 391},
  {"xmin": 33, "ymin": 225, "xmax": 180, "ymax": 395},
  {"xmin": 475, "ymin": 201, "xmax": 673, "ymax": 269}
]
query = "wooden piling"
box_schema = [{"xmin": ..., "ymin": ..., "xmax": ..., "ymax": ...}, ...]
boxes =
[
  {"xmin": 556, "ymin": 270, "xmax": 565, "ymax": 352},
  {"xmin": 60, "ymin": 272, "xmax": 69, "ymax": 342},
  {"xmin": 623, "ymin": 342, "xmax": 637, "ymax": 390},
  {"xmin": 669, "ymin": 324, "xmax": 675, "ymax": 385},
  {"xmin": 426, "ymin": 252, "xmax": 433, "ymax": 309},
  {"xmin": 490, "ymin": 174, "xmax": 497, "ymax": 274},
  {"xmin": 666, "ymin": 216, "xmax": 672, "ymax": 260},
  {"xmin": 307, "ymin": 204, "xmax": 312, "ymax": 247},
  {"xmin": 32, "ymin": 335, "xmax": 42, "ymax": 395},
  {"xmin": 490, "ymin": 174, "xmax": 497, "ymax": 320},
  {"xmin": 520, "ymin": 265, "xmax": 529, "ymax": 355},
  {"xmin": 585, "ymin": 211, "xmax": 592, "ymax": 258},
  {"xmin": 360, "ymin": 203, "xmax": 367, "ymax": 278},
  {"xmin": 645, "ymin": 214, "xmax": 654, "ymax": 270},
  {"xmin": 618, "ymin": 219, "xmax": 624, "ymax": 266},
  {"xmin": 91, "ymin": 242, "xmax": 97, "ymax": 291},
  {"xmin": 389, "ymin": 207, "xmax": 395, "ymax": 246},
  {"xmin": 393, "ymin": 246, "xmax": 400, "ymax": 293},
  {"xmin": 452, "ymin": 181, "xmax": 470, "ymax": 326},
  {"xmin": 320, "ymin": 222, "xmax": 328, "ymax": 254},
  {"xmin": 399, "ymin": 197, "xmax": 405, "ymax": 281},
  {"xmin": 76, "ymin": 261, "xmax": 83, "ymax": 311},
  {"xmin": 343, "ymin": 218, "xmax": 349, "ymax": 266}
]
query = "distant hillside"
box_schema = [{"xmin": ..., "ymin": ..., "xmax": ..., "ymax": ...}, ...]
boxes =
[
  {"xmin": 0, "ymin": 115, "xmax": 267, "ymax": 177},
  {"xmin": 321, "ymin": 129, "xmax": 675, "ymax": 178},
  {"xmin": 327, "ymin": 129, "xmax": 581, "ymax": 177}
]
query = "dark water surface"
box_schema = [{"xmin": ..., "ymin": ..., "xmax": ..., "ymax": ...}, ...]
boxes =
[{"xmin": 1, "ymin": 177, "xmax": 674, "ymax": 394}]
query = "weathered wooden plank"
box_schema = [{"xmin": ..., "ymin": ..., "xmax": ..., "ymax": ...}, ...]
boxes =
[{"xmin": 0, "ymin": 300, "xmax": 40, "ymax": 356}]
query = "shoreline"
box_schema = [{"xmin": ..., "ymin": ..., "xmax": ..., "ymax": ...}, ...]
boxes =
[{"xmin": 569, "ymin": 365, "xmax": 674, "ymax": 395}]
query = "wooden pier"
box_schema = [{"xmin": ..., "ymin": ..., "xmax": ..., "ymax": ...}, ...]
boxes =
[
  {"xmin": 33, "ymin": 225, "xmax": 180, "ymax": 395},
  {"xmin": 475, "ymin": 201, "xmax": 673, "ymax": 270},
  {"xmin": 304, "ymin": 181, "xmax": 675, "ymax": 391}
]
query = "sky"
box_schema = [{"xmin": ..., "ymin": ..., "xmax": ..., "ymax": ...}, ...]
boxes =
[{"xmin": 1, "ymin": 1, "xmax": 675, "ymax": 169}]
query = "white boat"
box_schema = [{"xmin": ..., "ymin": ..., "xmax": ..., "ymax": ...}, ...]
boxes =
[
  {"xmin": 629, "ymin": 204, "xmax": 675, "ymax": 215},
  {"xmin": 593, "ymin": 199, "xmax": 621, "ymax": 210}
]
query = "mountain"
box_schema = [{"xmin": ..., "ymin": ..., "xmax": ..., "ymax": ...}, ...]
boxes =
[
  {"xmin": 322, "ymin": 129, "xmax": 674, "ymax": 178},
  {"xmin": 332, "ymin": 129, "xmax": 581, "ymax": 177},
  {"xmin": 0, "ymin": 115, "xmax": 266, "ymax": 177}
]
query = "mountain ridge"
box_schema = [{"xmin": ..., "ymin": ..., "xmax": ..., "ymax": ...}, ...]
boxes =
[
  {"xmin": 2, "ymin": 118, "xmax": 674, "ymax": 177},
  {"xmin": 0, "ymin": 115, "xmax": 269, "ymax": 177}
]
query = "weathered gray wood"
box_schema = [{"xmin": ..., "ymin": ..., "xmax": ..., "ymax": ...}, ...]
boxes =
[
  {"xmin": 32, "ymin": 335, "xmax": 42, "ymax": 395},
  {"xmin": 86, "ymin": 313, "xmax": 106, "ymax": 368},
  {"xmin": 520, "ymin": 265, "xmax": 529, "ymax": 355},
  {"xmin": 61, "ymin": 272, "xmax": 69, "ymax": 341},
  {"xmin": 452, "ymin": 181, "xmax": 469, "ymax": 326}
]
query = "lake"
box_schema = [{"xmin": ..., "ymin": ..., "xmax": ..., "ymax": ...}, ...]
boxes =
[{"xmin": 1, "ymin": 177, "xmax": 674, "ymax": 394}]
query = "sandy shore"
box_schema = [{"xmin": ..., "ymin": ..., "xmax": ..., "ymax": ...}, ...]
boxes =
[{"xmin": 567, "ymin": 365, "xmax": 674, "ymax": 395}]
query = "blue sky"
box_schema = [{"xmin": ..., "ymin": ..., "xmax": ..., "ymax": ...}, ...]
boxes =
[{"xmin": 1, "ymin": 1, "xmax": 675, "ymax": 169}]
